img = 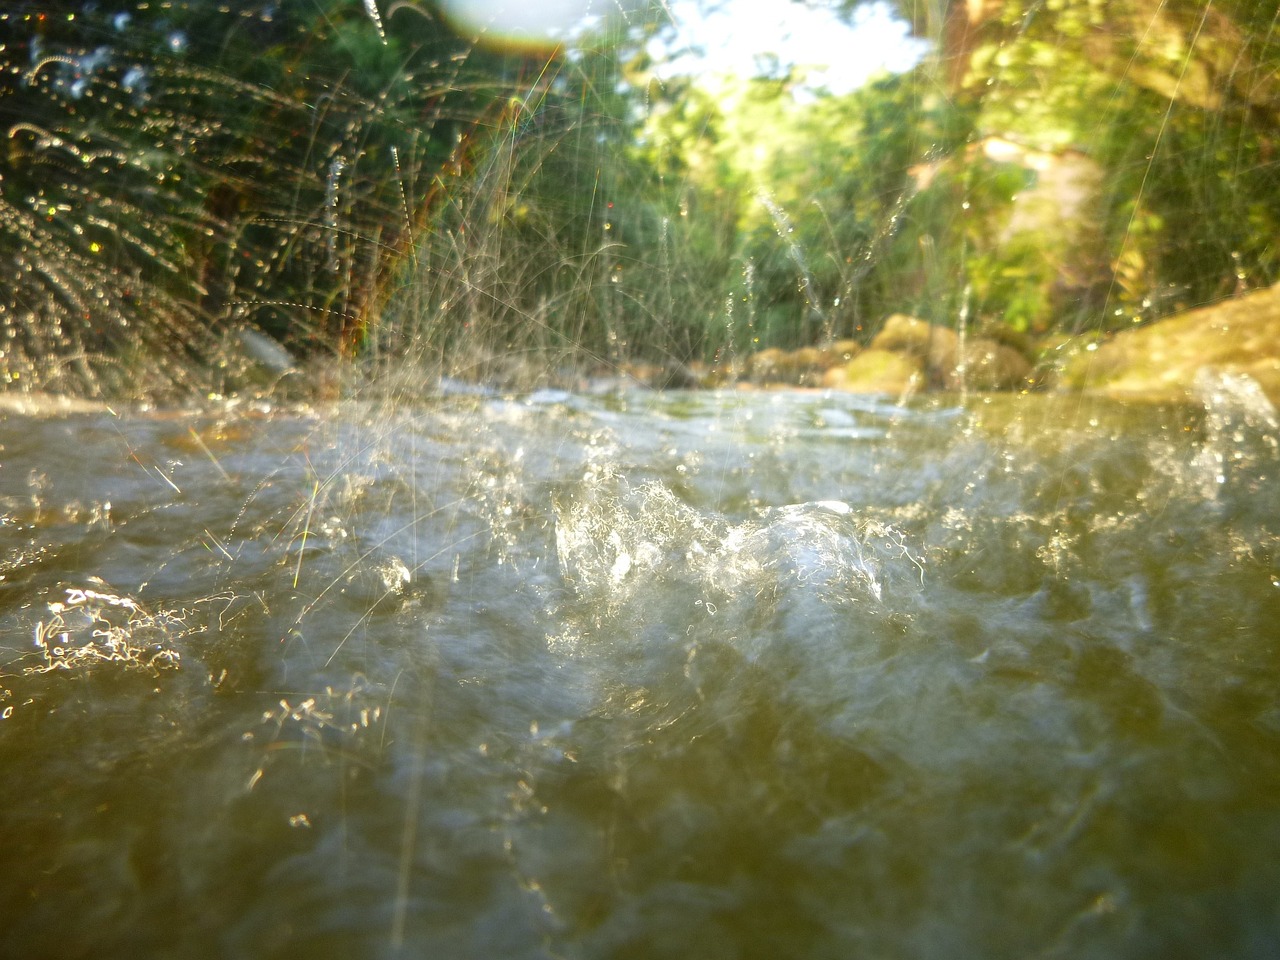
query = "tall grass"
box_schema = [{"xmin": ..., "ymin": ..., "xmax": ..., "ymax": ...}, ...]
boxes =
[{"xmin": 0, "ymin": 0, "xmax": 499, "ymax": 399}]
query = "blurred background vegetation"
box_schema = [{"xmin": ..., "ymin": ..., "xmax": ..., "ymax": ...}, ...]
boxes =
[{"xmin": 2, "ymin": 0, "xmax": 1278, "ymax": 396}]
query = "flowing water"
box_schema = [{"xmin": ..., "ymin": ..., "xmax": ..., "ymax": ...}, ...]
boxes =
[{"xmin": 2, "ymin": 379, "xmax": 1279, "ymax": 959}]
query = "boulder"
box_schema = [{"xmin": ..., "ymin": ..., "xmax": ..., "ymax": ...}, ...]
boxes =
[
  {"xmin": 1061, "ymin": 283, "xmax": 1280, "ymax": 406},
  {"xmin": 745, "ymin": 347, "xmax": 785, "ymax": 383},
  {"xmin": 825, "ymin": 349, "xmax": 923, "ymax": 396},
  {"xmin": 870, "ymin": 314, "xmax": 959, "ymax": 385},
  {"xmin": 818, "ymin": 339, "xmax": 861, "ymax": 369},
  {"xmin": 944, "ymin": 338, "xmax": 1033, "ymax": 391},
  {"xmin": 742, "ymin": 345, "xmax": 828, "ymax": 385}
]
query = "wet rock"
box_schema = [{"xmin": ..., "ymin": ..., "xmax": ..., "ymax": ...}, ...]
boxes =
[
  {"xmin": 617, "ymin": 361, "xmax": 703, "ymax": 390},
  {"xmin": 1029, "ymin": 334, "xmax": 1097, "ymax": 389},
  {"xmin": 1061, "ymin": 283, "xmax": 1280, "ymax": 405},
  {"xmin": 699, "ymin": 357, "xmax": 742, "ymax": 387},
  {"xmin": 825, "ymin": 348, "xmax": 922, "ymax": 395},
  {"xmin": 975, "ymin": 321, "xmax": 1033, "ymax": 357},
  {"xmin": 786, "ymin": 346, "xmax": 826, "ymax": 385},
  {"xmin": 745, "ymin": 347, "xmax": 786, "ymax": 383},
  {"xmin": 944, "ymin": 337, "xmax": 1033, "ymax": 391},
  {"xmin": 740, "ymin": 343, "xmax": 859, "ymax": 386},
  {"xmin": 726, "ymin": 325, "xmax": 1033, "ymax": 394},
  {"xmin": 870, "ymin": 314, "xmax": 959, "ymax": 385},
  {"xmin": 744, "ymin": 346, "xmax": 828, "ymax": 386},
  {"xmin": 655, "ymin": 361, "xmax": 704, "ymax": 390},
  {"xmin": 818, "ymin": 339, "xmax": 861, "ymax": 368}
]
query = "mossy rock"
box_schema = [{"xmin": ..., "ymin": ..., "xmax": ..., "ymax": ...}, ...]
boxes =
[
  {"xmin": 817, "ymin": 339, "xmax": 861, "ymax": 368},
  {"xmin": 975, "ymin": 321, "xmax": 1033, "ymax": 358},
  {"xmin": 1028, "ymin": 333, "xmax": 1098, "ymax": 389},
  {"xmin": 1060, "ymin": 283, "xmax": 1280, "ymax": 405},
  {"xmin": 745, "ymin": 347, "xmax": 786, "ymax": 383},
  {"xmin": 944, "ymin": 338, "xmax": 1034, "ymax": 391},
  {"xmin": 826, "ymin": 348, "xmax": 923, "ymax": 395},
  {"xmin": 871, "ymin": 314, "xmax": 958, "ymax": 384}
]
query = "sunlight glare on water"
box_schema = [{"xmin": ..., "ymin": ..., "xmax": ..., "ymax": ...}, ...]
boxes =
[{"xmin": 1, "ymin": 387, "xmax": 1279, "ymax": 958}]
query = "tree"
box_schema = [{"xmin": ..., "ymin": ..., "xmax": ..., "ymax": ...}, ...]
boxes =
[
  {"xmin": 0, "ymin": 0, "xmax": 506, "ymax": 394},
  {"xmin": 827, "ymin": 0, "xmax": 1280, "ymax": 330}
]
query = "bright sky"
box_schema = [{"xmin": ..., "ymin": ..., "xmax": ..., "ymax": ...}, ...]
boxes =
[
  {"xmin": 651, "ymin": 0, "xmax": 929, "ymax": 96},
  {"xmin": 437, "ymin": 0, "xmax": 927, "ymax": 95}
]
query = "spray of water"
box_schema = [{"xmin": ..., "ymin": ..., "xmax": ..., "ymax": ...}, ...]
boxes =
[
  {"xmin": 0, "ymin": 1, "xmax": 493, "ymax": 397},
  {"xmin": 756, "ymin": 189, "xmax": 826, "ymax": 344}
]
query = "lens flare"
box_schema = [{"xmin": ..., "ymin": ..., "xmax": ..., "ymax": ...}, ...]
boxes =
[{"xmin": 438, "ymin": 0, "xmax": 615, "ymax": 51}]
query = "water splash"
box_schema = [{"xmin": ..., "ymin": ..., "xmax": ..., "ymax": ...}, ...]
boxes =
[
  {"xmin": 554, "ymin": 475, "xmax": 923, "ymax": 643},
  {"xmin": 1191, "ymin": 369, "xmax": 1280, "ymax": 504},
  {"xmin": 0, "ymin": 2, "xmax": 485, "ymax": 396},
  {"xmin": 325, "ymin": 156, "xmax": 349, "ymax": 275},
  {"xmin": 25, "ymin": 583, "xmax": 183, "ymax": 677},
  {"xmin": 757, "ymin": 189, "xmax": 826, "ymax": 341},
  {"xmin": 365, "ymin": 0, "xmax": 389, "ymax": 44}
]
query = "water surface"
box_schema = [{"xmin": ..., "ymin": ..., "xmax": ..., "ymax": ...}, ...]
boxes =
[{"xmin": 2, "ymin": 383, "xmax": 1278, "ymax": 958}]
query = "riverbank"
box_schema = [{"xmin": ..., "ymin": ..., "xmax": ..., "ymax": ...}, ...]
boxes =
[
  {"xmin": 4, "ymin": 282, "xmax": 1278, "ymax": 411},
  {"xmin": 617, "ymin": 282, "xmax": 1280, "ymax": 409}
]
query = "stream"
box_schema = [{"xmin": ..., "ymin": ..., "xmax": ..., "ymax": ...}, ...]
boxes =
[{"xmin": 2, "ymin": 380, "xmax": 1278, "ymax": 958}]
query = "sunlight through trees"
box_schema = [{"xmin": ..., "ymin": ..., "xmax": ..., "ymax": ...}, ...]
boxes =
[{"xmin": 1, "ymin": 0, "xmax": 1277, "ymax": 395}]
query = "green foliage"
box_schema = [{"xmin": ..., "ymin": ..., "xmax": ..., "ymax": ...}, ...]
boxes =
[
  {"xmin": 370, "ymin": 31, "xmax": 721, "ymax": 378},
  {"xmin": 619, "ymin": 62, "xmax": 979, "ymax": 356},
  {"xmin": 0, "ymin": 0, "xmax": 501, "ymax": 394},
  {"xmin": 624, "ymin": 0, "xmax": 1280, "ymax": 350},
  {"xmin": 7, "ymin": 0, "xmax": 1280, "ymax": 394},
  {"xmin": 925, "ymin": 0, "xmax": 1280, "ymax": 329}
]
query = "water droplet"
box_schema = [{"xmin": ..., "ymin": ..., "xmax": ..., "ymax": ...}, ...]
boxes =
[{"xmin": 364, "ymin": 0, "xmax": 387, "ymax": 43}]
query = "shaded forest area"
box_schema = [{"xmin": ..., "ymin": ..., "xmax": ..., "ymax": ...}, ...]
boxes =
[{"xmin": 2, "ymin": 0, "xmax": 1278, "ymax": 397}]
